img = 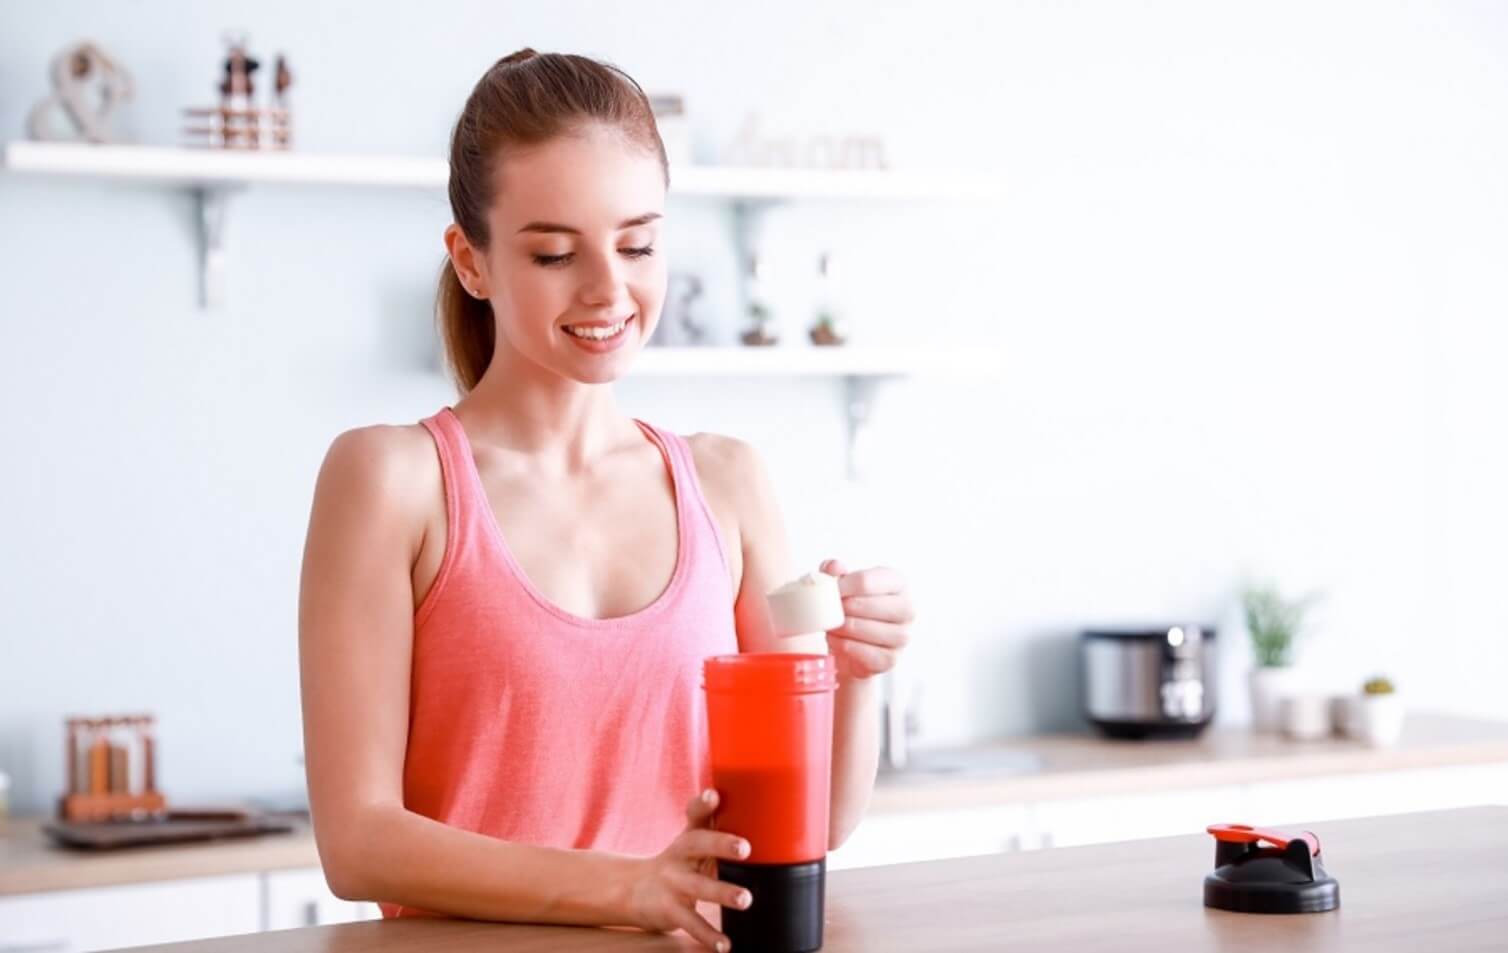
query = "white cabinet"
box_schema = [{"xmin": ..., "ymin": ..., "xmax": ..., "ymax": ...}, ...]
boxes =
[
  {"xmin": 840, "ymin": 762, "xmax": 1508, "ymax": 869},
  {"xmin": 0, "ymin": 867, "xmax": 380, "ymax": 953},
  {"xmin": 262, "ymin": 868, "xmax": 380, "ymax": 930},
  {"xmin": 828, "ymin": 803, "xmax": 1030, "ymax": 870},
  {"xmin": 1243, "ymin": 762, "xmax": 1508, "ymax": 828},
  {"xmin": 1028, "ymin": 784, "xmax": 1248, "ymax": 850},
  {"xmin": 0, "ymin": 874, "xmax": 261, "ymax": 953}
]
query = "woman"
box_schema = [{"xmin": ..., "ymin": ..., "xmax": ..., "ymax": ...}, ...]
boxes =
[{"xmin": 297, "ymin": 48, "xmax": 914, "ymax": 952}]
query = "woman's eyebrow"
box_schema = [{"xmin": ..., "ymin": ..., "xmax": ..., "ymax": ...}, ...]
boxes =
[{"xmin": 516, "ymin": 212, "xmax": 662, "ymax": 235}]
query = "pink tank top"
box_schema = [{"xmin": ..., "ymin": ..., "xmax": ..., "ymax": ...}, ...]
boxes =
[{"xmin": 380, "ymin": 407, "xmax": 740, "ymax": 918}]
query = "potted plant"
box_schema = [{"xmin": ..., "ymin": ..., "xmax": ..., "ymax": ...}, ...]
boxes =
[
  {"xmin": 808, "ymin": 251, "xmax": 848, "ymax": 346},
  {"xmin": 1242, "ymin": 583, "xmax": 1319, "ymax": 733},
  {"xmin": 808, "ymin": 311, "xmax": 847, "ymax": 346},
  {"xmin": 741, "ymin": 298, "xmax": 779, "ymax": 346},
  {"xmin": 1355, "ymin": 675, "xmax": 1404, "ymax": 747}
]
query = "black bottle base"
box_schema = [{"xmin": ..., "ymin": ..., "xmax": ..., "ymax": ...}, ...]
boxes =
[{"xmin": 716, "ymin": 857, "xmax": 825, "ymax": 953}]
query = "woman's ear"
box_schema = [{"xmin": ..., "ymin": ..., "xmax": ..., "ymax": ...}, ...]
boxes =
[{"xmin": 443, "ymin": 223, "xmax": 489, "ymax": 298}]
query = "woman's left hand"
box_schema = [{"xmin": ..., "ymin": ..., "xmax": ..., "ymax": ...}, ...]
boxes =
[{"xmin": 818, "ymin": 559, "xmax": 915, "ymax": 680}]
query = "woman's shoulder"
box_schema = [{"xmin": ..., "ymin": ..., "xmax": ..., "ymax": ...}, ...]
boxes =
[
  {"xmin": 684, "ymin": 430, "xmax": 751, "ymax": 462},
  {"xmin": 322, "ymin": 421, "xmax": 437, "ymax": 479},
  {"xmin": 314, "ymin": 421, "xmax": 441, "ymax": 523},
  {"xmin": 685, "ymin": 431, "xmax": 761, "ymax": 487},
  {"xmin": 684, "ymin": 431, "xmax": 779, "ymax": 523}
]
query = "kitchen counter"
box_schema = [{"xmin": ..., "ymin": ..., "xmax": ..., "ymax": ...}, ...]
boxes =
[
  {"xmin": 5, "ymin": 713, "xmax": 1506, "ymax": 896},
  {"xmin": 868, "ymin": 710, "xmax": 1508, "ymax": 813},
  {"xmin": 0, "ymin": 816, "xmax": 318, "ymax": 895},
  {"xmin": 104, "ymin": 807, "xmax": 1508, "ymax": 952}
]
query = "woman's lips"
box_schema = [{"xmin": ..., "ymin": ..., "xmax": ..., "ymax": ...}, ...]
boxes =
[{"xmin": 561, "ymin": 314, "xmax": 634, "ymax": 351}]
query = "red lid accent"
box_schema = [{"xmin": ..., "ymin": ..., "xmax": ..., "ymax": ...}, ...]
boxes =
[
  {"xmin": 1207, "ymin": 823, "xmax": 1320, "ymax": 856},
  {"xmin": 703, "ymin": 653, "xmax": 837, "ymax": 695}
]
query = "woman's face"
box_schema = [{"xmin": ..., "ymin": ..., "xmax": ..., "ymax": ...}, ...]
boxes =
[{"xmin": 470, "ymin": 123, "xmax": 668, "ymax": 384}]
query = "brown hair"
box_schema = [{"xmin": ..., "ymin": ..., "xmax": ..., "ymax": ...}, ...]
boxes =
[{"xmin": 436, "ymin": 48, "xmax": 670, "ymax": 394}]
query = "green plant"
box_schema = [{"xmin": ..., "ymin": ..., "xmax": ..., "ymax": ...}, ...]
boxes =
[
  {"xmin": 1363, "ymin": 676, "xmax": 1396, "ymax": 695},
  {"xmin": 1242, "ymin": 583, "xmax": 1320, "ymax": 668}
]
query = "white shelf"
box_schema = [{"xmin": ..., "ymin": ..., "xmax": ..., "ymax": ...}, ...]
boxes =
[
  {"xmin": 630, "ymin": 347, "xmax": 993, "ymax": 480},
  {"xmin": 634, "ymin": 346, "xmax": 996, "ymax": 377},
  {"xmin": 1, "ymin": 141, "xmax": 1004, "ymax": 201},
  {"xmin": 2, "ymin": 141, "xmax": 997, "ymax": 480},
  {"xmin": 673, "ymin": 164, "xmax": 1003, "ymax": 201},
  {"xmin": 1, "ymin": 141, "xmax": 444, "ymax": 188}
]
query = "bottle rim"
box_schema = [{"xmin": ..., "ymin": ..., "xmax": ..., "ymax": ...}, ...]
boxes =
[{"xmin": 703, "ymin": 652, "xmax": 837, "ymax": 694}]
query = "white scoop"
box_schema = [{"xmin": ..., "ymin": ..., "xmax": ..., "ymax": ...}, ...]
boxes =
[{"xmin": 766, "ymin": 571, "xmax": 845, "ymax": 638}]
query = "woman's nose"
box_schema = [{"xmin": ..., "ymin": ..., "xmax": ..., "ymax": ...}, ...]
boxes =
[{"xmin": 577, "ymin": 251, "xmax": 629, "ymax": 308}]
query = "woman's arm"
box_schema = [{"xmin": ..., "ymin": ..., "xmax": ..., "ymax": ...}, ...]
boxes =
[
  {"xmin": 299, "ymin": 426, "xmax": 630, "ymax": 920},
  {"xmin": 720, "ymin": 439, "xmax": 892, "ymax": 850},
  {"xmin": 297, "ymin": 427, "xmax": 747, "ymax": 947}
]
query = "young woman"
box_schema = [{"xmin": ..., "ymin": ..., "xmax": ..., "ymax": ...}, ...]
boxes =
[{"xmin": 297, "ymin": 49, "xmax": 914, "ymax": 952}]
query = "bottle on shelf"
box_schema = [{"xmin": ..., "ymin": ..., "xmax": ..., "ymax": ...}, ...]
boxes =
[
  {"xmin": 809, "ymin": 251, "xmax": 848, "ymax": 346},
  {"xmin": 740, "ymin": 253, "xmax": 779, "ymax": 347}
]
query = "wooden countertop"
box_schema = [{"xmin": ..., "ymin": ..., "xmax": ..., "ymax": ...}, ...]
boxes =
[
  {"xmin": 5, "ymin": 713, "xmax": 1505, "ymax": 897},
  {"xmin": 0, "ymin": 817, "xmax": 319, "ymax": 895},
  {"xmin": 868, "ymin": 711, "xmax": 1508, "ymax": 813},
  {"xmin": 105, "ymin": 807, "xmax": 1508, "ymax": 953}
]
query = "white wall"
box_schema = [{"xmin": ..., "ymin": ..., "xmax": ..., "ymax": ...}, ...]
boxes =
[{"xmin": 2, "ymin": 1, "xmax": 1505, "ymax": 816}]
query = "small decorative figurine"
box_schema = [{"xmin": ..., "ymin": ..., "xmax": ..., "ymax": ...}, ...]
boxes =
[
  {"xmin": 27, "ymin": 41, "xmax": 135, "ymax": 144},
  {"xmin": 652, "ymin": 272, "xmax": 709, "ymax": 347}
]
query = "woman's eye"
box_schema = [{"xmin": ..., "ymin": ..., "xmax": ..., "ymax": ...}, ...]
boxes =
[{"xmin": 531, "ymin": 246, "xmax": 656, "ymax": 268}]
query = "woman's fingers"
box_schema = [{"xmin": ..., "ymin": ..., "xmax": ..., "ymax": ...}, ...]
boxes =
[
  {"xmin": 669, "ymin": 867, "xmax": 754, "ymax": 912},
  {"xmin": 833, "ymin": 637, "xmax": 899, "ymax": 675},
  {"xmin": 685, "ymin": 788, "xmax": 718, "ymax": 826},
  {"xmin": 668, "ymin": 903, "xmax": 730, "ymax": 953},
  {"xmin": 677, "ymin": 827, "xmax": 751, "ymax": 863},
  {"xmin": 830, "ymin": 615, "xmax": 911, "ymax": 648},
  {"xmin": 836, "ymin": 566, "xmax": 906, "ymax": 597},
  {"xmin": 840, "ymin": 594, "xmax": 916, "ymax": 625}
]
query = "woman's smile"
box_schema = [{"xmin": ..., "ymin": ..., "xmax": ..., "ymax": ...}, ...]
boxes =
[{"xmin": 561, "ymin": 313, "xmax": 635, "ymax": 350}]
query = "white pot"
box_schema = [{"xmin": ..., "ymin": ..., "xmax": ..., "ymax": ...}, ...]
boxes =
[
  {"xmin": 1329, "ymin": 695, "xmax": 1357, "ymax": 738},
  {"xmin": 1249, "ymin": 666, "xmax": 1301, "ymax": 733},
  {"xmin": 1281, "ymin": 694, "xmax": 1332, "ymax": 741},
  {"xmin": 1355, "ymin": 694, "xmax": 1405, "ymax": 748}
]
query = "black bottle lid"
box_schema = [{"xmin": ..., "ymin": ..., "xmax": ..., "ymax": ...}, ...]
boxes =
[{"xmin": 1203, "ymin": 823, "xmax": 1340, "ymax": 914}]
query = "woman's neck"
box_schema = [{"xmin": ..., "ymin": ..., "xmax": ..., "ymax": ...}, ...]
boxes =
[{"xmin": 454, "ymin": 342, "xmax": 636, "ymax": 475}]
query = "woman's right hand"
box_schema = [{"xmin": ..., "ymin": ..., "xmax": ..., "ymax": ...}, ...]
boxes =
[{"xmin": 625, "ymin": 788, "xmax": 755, "ymax": 952}]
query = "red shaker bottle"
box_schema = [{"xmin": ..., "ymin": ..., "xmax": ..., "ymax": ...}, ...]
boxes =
[{"xmin": 703, "ymin": 653, "xmax": 837, "ymax": 953}]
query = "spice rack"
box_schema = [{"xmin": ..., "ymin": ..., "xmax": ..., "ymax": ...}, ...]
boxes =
[{"xmin": 60, "ymin": 713, "xmax": 168, "ymax": 822}]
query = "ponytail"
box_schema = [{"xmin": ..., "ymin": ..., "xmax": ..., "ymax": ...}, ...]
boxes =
[{"xmin": 435, "ymin": 257, "xmax": 495, "ymax": 395}]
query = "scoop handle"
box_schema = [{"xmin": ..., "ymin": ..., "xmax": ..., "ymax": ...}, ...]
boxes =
[{"xmin": 1207, "ymin": 823, "xmax": 1320, "ymax": 856}]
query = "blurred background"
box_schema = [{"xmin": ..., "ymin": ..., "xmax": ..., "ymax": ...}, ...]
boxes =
[{"xmin": 2, "ymin": 0, "xmax": 1507, "ymax": 947}]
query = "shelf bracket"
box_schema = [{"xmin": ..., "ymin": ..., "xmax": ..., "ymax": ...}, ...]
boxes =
[{"xmin": 194, "ymin": 186, "xmax": 240, "ymax": 310}]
